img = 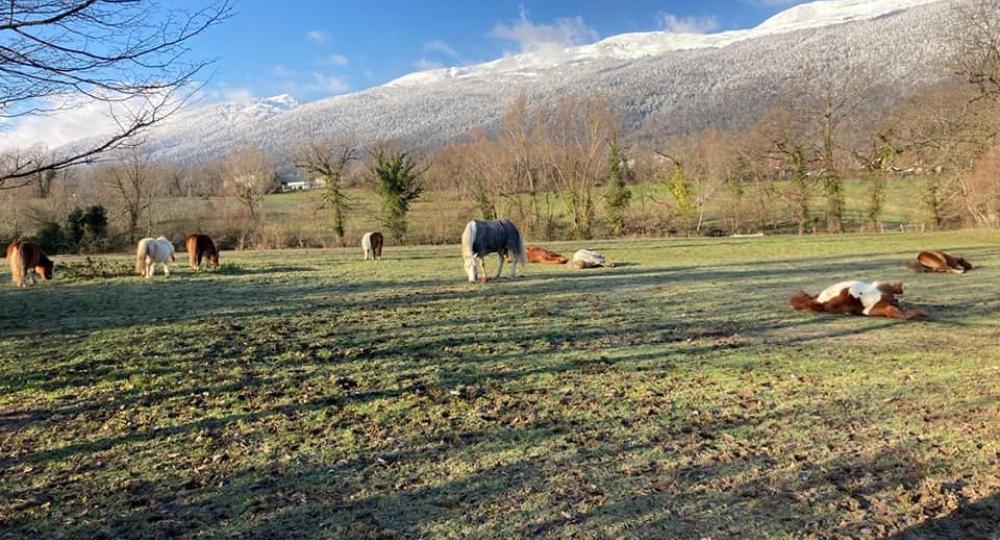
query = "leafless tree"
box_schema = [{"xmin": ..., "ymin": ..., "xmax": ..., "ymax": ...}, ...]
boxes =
[
  {"xmin": 295, "ymin": 138, "xmax": 359, "ymax": 245},
  {"xmin": 788, "ymin": 62, "xmax": 878, "ymax": 232},
  {"xmin": 539, "ymin": 96, "xmax": 620, "ymax": 239},
  {"xmin": 949, "ymin": 0, "xmax": 1000, "ymax": 103},
  {"xmin": 223, "ymin": 146, "xmax": 275, "ymax": 222},
  {"xmin": 0, "ymin": 0, "xmax": 232, "ymax": 189},
  {"xmin": 102, "ymin": 150, "xmax": 156, "ymax": 242}
]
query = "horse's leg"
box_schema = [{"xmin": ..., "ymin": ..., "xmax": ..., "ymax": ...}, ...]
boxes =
[
  {"xmin": 164, "ymin": 261, "xmax": 171, "ymax": 277},
  {"xmin": 495, "ymin": 253, "xmax": 505, "ymax": 279},
  {"xmin": 510, "ymin": 257, "xmax": 518, "ymax": 279},
  {"xmin": 478, "ymin": 256, "xmax": 488, "ymax": 281},
  {"xmin": 146, "ymin": 257, "xmax": 155, "ymax": 278}
]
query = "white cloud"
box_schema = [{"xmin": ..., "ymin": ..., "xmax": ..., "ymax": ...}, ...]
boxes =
[
  {"xmin": 306, "ymin": 30, "xmax": 329, "ymax": 44},
  {"xmin": 270, "ymin": 65, "xmax": 349, "ymax": 98},
  {"xmin": 0, "ymin": 91, "xmax": 184, "ymax": 151},
  {"xmin": 658, "ymin": 13, "xmax": 720, "ymax": 34},
  {"xmin": 271, "ymin": 64, "xmax": 295, "ymax": 78},
  {"xmin": 324, "ymin": 53, "xmax": 350, "ymax": 67},
  {"xmin": 301, "ymin": 73, "xmax": 349, "ymax": 95},
  {"xmin": 745, "ymin": 0, "xmax": 804, "ymax": 6},
  {"xmin": 414, "ymin": 58, "xmax": 445, "ymax": 71},
  {"xmin": 424, "ymin": 40, "xmax": 458, "ymax": 58},
  {"xmin": 201, "ymin": 85, "xmax": 256, "ymax": 105},
  {"xmin": 489, "ymin": 8, "xmax": 598, "ymax": 54},
  {"xmin": 0, "ymin": 102, "xmax": 113, "ymax": 151}
]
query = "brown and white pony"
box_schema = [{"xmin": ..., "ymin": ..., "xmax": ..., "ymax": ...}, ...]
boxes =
[
  {"xmin": 186, "ymin": 233, "xmax": 220, "ymax": 270},
  {"xmin": 362, "ymin": 231, "xmax": 384, "ymax": 260},
  {"xmin": 790, "ymin": 281, "xmax": 925, "ymax": 320},
  {"xmin": 6, "ymin": 240, "xmax": 54, "ymax": 287},
  {"xmin": 526, "ymin": 246, "xmax": 568, "ymax": 265},
  {"xmin": 905, "ymin": 250, "xmax": 973, "ymax": 274}
]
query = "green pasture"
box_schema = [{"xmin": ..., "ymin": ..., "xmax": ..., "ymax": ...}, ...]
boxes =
[{"xmin": 1, "ymin": 231, "xmax": 998, "ymax": 538}]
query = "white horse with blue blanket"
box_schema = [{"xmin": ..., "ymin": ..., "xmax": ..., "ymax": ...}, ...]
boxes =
[
  {"xmin": 461, "ymin": 218, "xmax": 527, "ymax": 283},
  {"xmin": 135, "ymin": 237, "xmax": 176, "ymax": 278}
]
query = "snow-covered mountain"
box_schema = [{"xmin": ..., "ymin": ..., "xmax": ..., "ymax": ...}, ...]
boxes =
[{"xmin": 79, "ymin": 0, "xmax": 957, "ymax": 165}]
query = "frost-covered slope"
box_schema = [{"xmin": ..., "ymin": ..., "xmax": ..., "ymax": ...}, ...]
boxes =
[
  {"xmin": 386, "ymin": 0, "xmax": 941, "ymax": 87},
  {"xmin": 79, "ymin": 0, "xmax": 955, "ymax": 165}
]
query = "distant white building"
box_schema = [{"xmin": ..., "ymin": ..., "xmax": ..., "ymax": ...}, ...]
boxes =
[{"xmin": 277, "ymin": 171, "xmax": 325, "ymax": 192}]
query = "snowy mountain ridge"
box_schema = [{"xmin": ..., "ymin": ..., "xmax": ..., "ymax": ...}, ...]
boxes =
[
  {"xmin": 387, "ymin": 0, "xmax": 942, "ymax": 87},
  {"xmin": 55, "ymin": 0, "xmax": 956, "ymax": 165}
]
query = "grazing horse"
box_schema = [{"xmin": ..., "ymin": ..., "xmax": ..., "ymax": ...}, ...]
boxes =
[
  {"xmin": 6, "ymin": 240, "xmax": 54, "ymax": 287},
  {"xmin": 790, "ymin": 281, "xmax": 925, "ymax": 320},
  {"xmin": 526, "ymin": 246, "xmax": 568, "ymax": 265},
  {"xmin": 185, "ymin": 233, "xmax": 219, "ymax": 270},
  {"xmin": 362, "ymin": 231, "xmax": 384, "ymax": 261},
  {"xmin": 135, "ymin": 237, "xmax": 176, "ymax": 279},
  {"xmin": 570, "ymin": 249, "xmax": 615, "ymax": 269},
  {"xmin": 461, "ymin": 218, "xmax": 527, "ymax": 283},
  {"xmin": 905, "ymin": 250, "xmax": 973, "ymax": 274}
]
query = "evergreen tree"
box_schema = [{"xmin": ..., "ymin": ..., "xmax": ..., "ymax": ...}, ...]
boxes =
[
  {"xmin": 372, "ymin": 149, "xmax": 424, "ymax": 244},
  {"xmin": 603, "ymin": 137, "xmax": 632, "ymax": 236}
]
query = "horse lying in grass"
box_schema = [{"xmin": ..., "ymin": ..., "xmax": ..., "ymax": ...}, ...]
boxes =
[
  {"xmin": 790, "ymin": 281, "xmax": 925, "ymax": 320},
  {"xmin": 6, "ymin": 240, "xmax": 54, "ymax": 287},
  {"xmin": 905, "ymin": 250, "xmax": 973, "ymax": 274},
  {"xmin": 461, "ymin": 218, "xmax": 527, "ymax": 283},
  {"xmin": 526, "ymin": 246, "xmax": 568, "ymax": 265},
  {"xmin": 136, "ymin": 237, "xmax": 176, "ymax": 278},
  {"xmin": 362, "ymin": 231, "xmax": 383, "ymax": 261},
  {"xmin": 570, "ymin": 249, "xmax": 615, "ymax": 269},
  {"xmin": 186, "ymin": 233, "xmax": 219, "ymax": 270}
]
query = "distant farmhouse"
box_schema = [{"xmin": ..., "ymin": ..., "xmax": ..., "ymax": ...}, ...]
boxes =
[{"xmin": 277, "ymin": 171, "xmax": 326, "ymax": 193}]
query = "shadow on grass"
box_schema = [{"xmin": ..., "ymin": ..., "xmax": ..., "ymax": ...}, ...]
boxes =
[
  {"xmin": 2, "ymin": 240, "xmax": 998, "ymax": 537},
  {"xmin": 887, "ymin": 494, "xmax": 1000, "ymax": 539}
]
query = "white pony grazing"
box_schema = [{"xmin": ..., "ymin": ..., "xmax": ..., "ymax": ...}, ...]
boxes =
[
  {"xmin": 135, "ymin": 237, "xmax": 176, "ymax": 278},
  {"xmin": 461, "ymin": 218, "xmax": 527, "ymax": 283}
]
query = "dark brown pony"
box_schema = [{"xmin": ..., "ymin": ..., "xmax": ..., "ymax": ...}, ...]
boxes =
[
  {"xmin": 362, "ymin": 231, "xmax": 383, "ymax": 260},
  {"xmin": 526, "ymin": 246, "xmax": 568, "ymax": 265},
  {"xmin": 790, "ymin": 280, "xmax": 925, "ymax": 320},
  {"xmin": 185, "ymin": 234, "xmax": 219, "ymax": 270},
  {"xmin": 6, "ymin": 240, "xmax": 54, "ymax": 287},
  {"xmin": 905, "ymin": 250, "xmax": 973, "ymax": 274}
]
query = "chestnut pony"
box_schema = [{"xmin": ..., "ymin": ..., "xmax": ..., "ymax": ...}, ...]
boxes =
[
  {"xmin": 186, "ymin": 233, "xmax": 220, "ymax": 270},
  {"xmin": 790, "ymin": 281, "xmax": 925, "ymax": 320},
  {"xmin": 526, "ymin": 246, "xmax": 568, "ymax": 265},
  {"xmin": 905, "ymin": 250, "xmax": 973, "ymax": 274},
  {"xmin": 6, "ymin": 240, "xmax": 54, "ymax": 287}
]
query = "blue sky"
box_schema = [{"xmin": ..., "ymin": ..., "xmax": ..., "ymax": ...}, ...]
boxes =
[{"xmin": 183, "ymin": 0, "xmax": 808, "ymax": 104}]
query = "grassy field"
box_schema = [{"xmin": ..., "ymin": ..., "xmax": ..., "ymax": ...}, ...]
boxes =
[
  {"xmin": 1, "ymin": 231, "xmax": 998, "ymax": 538},
  {"xmin": 146, "ymin": 175, "xmax": 934, "ymax": 248}
]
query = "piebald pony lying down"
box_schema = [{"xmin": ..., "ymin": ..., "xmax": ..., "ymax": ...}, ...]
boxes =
[{"xmin": 790, "ymin": 281, "xmax": 926, "ymax": 320}]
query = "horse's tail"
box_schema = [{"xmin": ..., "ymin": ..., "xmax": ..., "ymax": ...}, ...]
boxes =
[
  {"xmin": 135, "ymin": 238, "xmax": 149, "ymax": 275},
  {"xmin": 904, "ymin": 260, "xmax": 929, "ymax": 273},
  {"xmin": 9, "ymin": 242, "xmax": 25, "ymax": 286},
  {"xmin": 511, "ymin": 224, "xmax": 527, "ymax": 266},
  {"xmin": 361, "ymin": 232, "xmax": 372, "ymax": 256},
  {"xmin": 789, "ymin": 290, "xmax": 823, "ymax": 312},
  {"xmin": 186, "ymin": 235, "xmax": 197, "ymax": 268},
  {"xmin": 461, "ymin": 221, "xmax": 476, "ymax": 260}
]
